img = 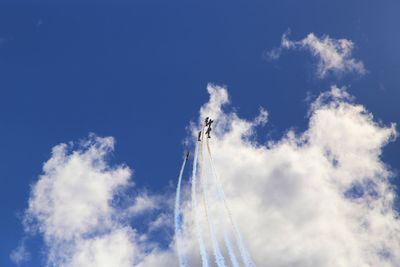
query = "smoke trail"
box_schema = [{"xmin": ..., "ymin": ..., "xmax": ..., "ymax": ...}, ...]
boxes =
[
  {"xmin": 203, "ymin": 141, "xmax": 239, "ymax": 267},
  {"xmin": 206, "ymin": 139, "xmax": 257, "ymax": 267},
  {"xmin": 198, "ymin": 135, "xmax": 226, "ymax": 267},
  {"xmin": 223, "ymin": 229, "xmax": 240, "ymax": 267},
  {"xmin": 174, "ymin": 155, "xmax": 188, "ymax": 267},
  {"xmin": 191, "ymin": 142, "xmax": 210, "ymax": 267}
]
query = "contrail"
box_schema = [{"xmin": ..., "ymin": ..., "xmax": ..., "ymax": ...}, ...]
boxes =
[
  {"xmin": 191, "ymin": 142, "xmax": 210, "ymax": 267},
  {"xmin": 206, "ymin": 138, "xmax": 257, "ymax": 267},
  {"xmin": 198, "ymin": 135, "xmax": 226, "ymax": 267},
  {"xmin": 174, "ymin": 154, "xmax": 188, "ymax": 267}
]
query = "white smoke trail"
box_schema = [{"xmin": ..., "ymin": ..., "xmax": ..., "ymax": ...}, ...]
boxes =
[
  {"xmin": 206, "ymin": 139, "xmax": 257, "ymax": 267},
  {"xmin": 223, "ymin": 229, "xmax": 240, "ymax": 267},
  {"xmin": 203, "ymin": 145, "xmax": 240, "ymax": 267},
  {"xmin": 174, "ymin": 155, "xmax": 188, "ymax": 267},
  {"xmin": 191, "ymin": 142, "xmax": 210, "ymax": 267},
  {"xmin": 203, "ymin": 140, "xmax": 240, "ymax": 267},
  {"xmin": 198, "ymin": 135, "xmax": 227, "ymax": 267}
]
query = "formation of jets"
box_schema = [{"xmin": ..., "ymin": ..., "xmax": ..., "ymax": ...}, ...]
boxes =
[
  {"xmin": 184, "ymin": 117, "xmax": 213, "ymax": 160},
  {"xmin": 198, "ymin": 117, "xmax": 214, "ymax": 141}
]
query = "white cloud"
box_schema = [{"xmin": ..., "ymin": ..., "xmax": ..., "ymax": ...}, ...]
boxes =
[
  {"xmin": 22, "ymin": 134, "xmax": 175, "ymax": 267},
  {"xmin": 180, "ymin": 84, "xmax": 398, "ymax": 267},
  {"xmin": 127, "ymin": 193, "xmax": 160, "ymax": 216},
  {"xmin": 268, "ymin": 31, "xmax": 366, "ymax": 78},
  {"xmin": 148, "ymin": 213, "xmax": 171, "ymax": 233},
  {"xmin": 62, "ymin": 228, "xmax": 137, "ymax": 267},
  {"xmin": 19, "ymin": 84, "xmax": 399, "ymax": 267},
  {"xmin": 25, "ymin": 135, "xmax": 131, "ymax": 241},
  {"xmin": 10, "ymin": 241, "xmax": 30, "ymax": 266}
]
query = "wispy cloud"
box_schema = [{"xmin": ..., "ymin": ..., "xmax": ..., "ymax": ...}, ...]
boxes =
[
  {"xmin": 268, "ymin": 31, "xmax": 366, "ymax": 78},
  {"xmin": 10, "ymin": 241, "xmax": 30, "ymax": 266}
]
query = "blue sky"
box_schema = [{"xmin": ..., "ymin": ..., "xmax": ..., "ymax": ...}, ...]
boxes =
[{"xmin": 1, "ymin": 1, "xmax": 399, "ymax": 266}]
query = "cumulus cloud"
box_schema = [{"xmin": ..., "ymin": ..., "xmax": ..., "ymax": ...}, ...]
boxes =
[
  {"xmin": 268, "ymin": 31, "xmax": 366, "ymax": 78},
  {"xmin": 19, "ymin": 84, "xmax": 399, "ymax": 267},
  {"xmin": 22, "ymin": 134, "xmax": 175, "ymax": 267},
  {"xmin": 180, "ymin": 84, "xmax": 398, "ymax": 267}
]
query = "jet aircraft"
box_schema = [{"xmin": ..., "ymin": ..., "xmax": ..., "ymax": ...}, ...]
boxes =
[
  {"xmin": 205, "ymin": 126, "xmax": 212, "ymax": 138},
  {"xmin": 198, "ymin": 117, "xmax": 214, "ymax": 141},
  {"xmin": 205, "ymin": 117, "xmax": 214, "ymax": 127}
]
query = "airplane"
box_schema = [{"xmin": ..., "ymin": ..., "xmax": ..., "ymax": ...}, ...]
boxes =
[
  {"xmin": 198, "ymin": 117, "xmax": 214, "ymax": 141},
  {"xmin": 205, "ymin": 126, "xmax": 212, "ymax": 138},
  {"xmin": 185, "ymin": 151, "xmax": 190, "ymax": 160},
  {"xmin": 205, "ymin": 117, "xmax": 214, "ymax": 127}
]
